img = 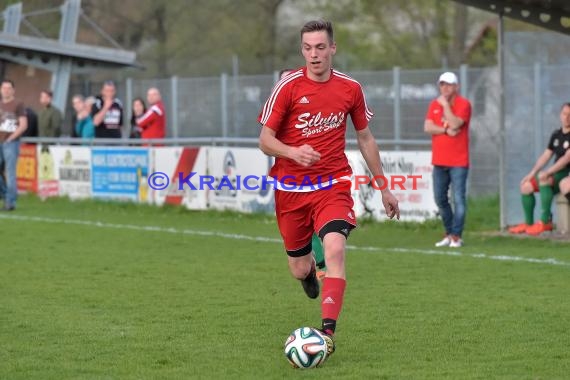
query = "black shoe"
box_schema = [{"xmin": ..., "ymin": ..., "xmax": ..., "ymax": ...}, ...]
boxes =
[
  {"xmin": 301, "ymin": 266, "xmax": 319, "ymax": 299},
  {"xmin": 1, "ymin": 205, "xmax": 14, "ymax": 211}
]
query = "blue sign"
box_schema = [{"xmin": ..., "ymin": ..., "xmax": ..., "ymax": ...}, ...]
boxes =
[{"xmin": 91, "ymin": 148, "xmax": 149, "ymax": 200}]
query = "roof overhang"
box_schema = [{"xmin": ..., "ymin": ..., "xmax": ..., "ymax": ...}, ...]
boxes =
[
  {"xmin": 0, "ymin": 32, "xmax": 142, "ymax": 72},
  {"xmin": 453, "ymin": 0, "xmax": 570, "ymax": 35}
]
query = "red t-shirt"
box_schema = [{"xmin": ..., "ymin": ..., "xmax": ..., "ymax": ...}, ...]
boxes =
[
  {"xmin": 137, "ymin": 101, "xmax": 166, "ymax": 139},
  {"xmin": 425, "ymin": 95, "xmax": 472, "ymax": 167},
  {"xmin": 258, "ymin": 67, "xmax": 373, "ymax": 188}
]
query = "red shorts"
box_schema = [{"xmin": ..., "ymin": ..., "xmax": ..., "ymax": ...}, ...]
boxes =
[{"xmin": 274, "ymin": 183, "xmax": 356, "ymax": 254}]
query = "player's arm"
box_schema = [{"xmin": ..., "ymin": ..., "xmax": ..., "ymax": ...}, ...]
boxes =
[
  {"xmin": 522, "ymin": 149, "xmax": 554, "ymax": 185},
  {"xmin": 440, "ymin": 102, "xmax": 465, "ymax": 131},
  {"xmin": 423, "ymin": 119, "xmax": 446, "ymax": 135},
  {"xmin": 137, "ymin": 108, "xmax": 158, "ymax": 130},
  {"xmin": 355, "ymin": 127, "xmax": 400, "ymax": 220},
  {"xmin": 543, "ymin": 149, "xmax": 570, "ymax": 178},
  {"xmin": 259, "ymin": 126, "xmax": 320, "ymax": 167},
  {"xmin": 7, "ymin": 115, "xmax": 28, "ymax": 142},
  {"xmin": 92, "ymin": 99, "xmax": 112, "ymax": 127}
]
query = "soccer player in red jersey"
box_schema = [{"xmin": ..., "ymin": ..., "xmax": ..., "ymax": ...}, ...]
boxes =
[{"xmin": 258, "ymin": 20, "xmax": 399, "ymax": 355}]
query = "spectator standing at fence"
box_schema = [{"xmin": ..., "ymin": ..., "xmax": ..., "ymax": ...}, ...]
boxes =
[
  {"xmin": 0, "ymin": 79, "xmax": 28, "ymax": 211},
  {"xmin": 258, "ymin": 20, "xmax": 399, "ymax": 354},
  {"xmin": 424, "ymin": 72, "xmax": 472, "ymax": 248},
  {"xmin": 92, "ymin": 80, "xmax": 124, "ymax": 139},
  {"xmin": 136, "ymin": 87, "xmax": 166, "ymax": 141},
  {"xmin": 130, "ymin": 97, "xmax": 146, "ymax": 139},
  {"xmin": 38, "ymin": 90, "xmax": 63, "ymax": 138},
  {"xmin": 72, "ymin": 95, "xmax": 95, "ymax": 141},
  {"xmin": 508, "ymin": 102, "xmax": 570, "ymax": 235}
]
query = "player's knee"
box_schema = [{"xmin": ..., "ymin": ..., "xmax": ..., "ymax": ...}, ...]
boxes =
[
  {"xmin": 520, "ymin": 181, "xmax": 533, "ymax": 194},
  {"xmin": 560, "ymin": 178, "xmax": 570, "ymax": 194},
  {"xmin": 289, "ymin": 258, "xmax": 312, "ymax": 280},
  {"xmin": 322, "ymin": 234, "xmax": 346, "ymax": 267}
]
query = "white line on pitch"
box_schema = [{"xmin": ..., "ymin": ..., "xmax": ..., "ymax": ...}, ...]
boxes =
[{"xmin": 1, "ymin": 214, "xmax": 568, "ymax": 267}]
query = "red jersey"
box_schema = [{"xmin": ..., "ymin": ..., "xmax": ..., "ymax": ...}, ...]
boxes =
[
  {"xmin": 258, "ymin": 67, "xmax": 373, "ymax": 190},
  {"xmin": 137, "ymin": 101, "xmax": 166, "ymax": 139},
  {"xmin": 425, "ymin": 95, "xmax": 472, "ymax": 167}
]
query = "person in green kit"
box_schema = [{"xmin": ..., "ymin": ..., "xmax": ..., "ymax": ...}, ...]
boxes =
[
  {"xmin": 509, "ymin": 102, "xmax": 570, "ymax": 235},
  {"xmin": 38, "ymin": 90, "xmax": 63, "ymax": 138},
  {"xmin": 278, "ymin": 68, "xmax": 327, "ymax": 278}
]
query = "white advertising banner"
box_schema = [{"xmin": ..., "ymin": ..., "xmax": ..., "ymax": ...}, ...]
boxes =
[
  {"xmin": 347, "ymin": 150, "xmax": 437, "ymax": 222},
  {"xmin": 207, "ymin": 147, "xmax": 275, "ymax": 213},
  {"xmin": 37, "ymin": 145, "xmax": 92, "ymax": 199},
  {"xmin": 150, "ymin": 147, "xmax": 208, "ymax": 210}
]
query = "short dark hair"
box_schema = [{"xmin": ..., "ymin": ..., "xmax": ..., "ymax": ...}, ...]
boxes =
[
  {"xmin": 562, "ymin": 102, "xmax": 570, "ymax": 110},
  {"xmin": 103, "ymin": 80, "xmax": 116, "ymax": 87},
  {"xmin": 1, "ymin": 79, "xmax": 15, "ymax": 88},
  {"xmin": 41, "ymin": 90, "xmax": 53, "ymax": 98},
  {"xmin": 301, "ymin": 20, "xmax": 334, "ymax": 43}
]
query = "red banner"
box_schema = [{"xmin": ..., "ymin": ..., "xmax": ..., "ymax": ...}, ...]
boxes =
[{"xmin": 16, "ymin": 143, "xmax": 38, "ymax": 193}]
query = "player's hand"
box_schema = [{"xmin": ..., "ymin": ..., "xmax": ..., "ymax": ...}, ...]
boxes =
[
  {"xmin": 446, "ymin": 128, "xmax": 458, "ymax": 137},
  {"xmin": 291, "ymin": 144, "xmax": 320, "ymax": 167},
  {"xmin": 103, "ymin": 98, "xmax": 113, "ymax": 110},
  {"xmin": 437, "ymin": 95, "xmax": 449, "ymax": 107},
  {"xmin": 520, "ymin": 173, "xmax": 535, "ymax": 187},
  {"xmin": 537, "ymin": 170, "xmax": 553, "ymax": 184},
  {"xmin": 381, "ymin": 189, "xmax": 400, "ymax": 220}
]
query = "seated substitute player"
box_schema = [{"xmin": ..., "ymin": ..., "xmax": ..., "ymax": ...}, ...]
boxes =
[
  {"xmin": 258, "ymin": 20, "xmax": 399, "ymax": 355},
  {"xmin": 508, "ymin": 102, "xmax": 570, "ymax": 235},
  {"xmin": 279, "ymin": 68, "xmax": 327, "ymax": 279}
]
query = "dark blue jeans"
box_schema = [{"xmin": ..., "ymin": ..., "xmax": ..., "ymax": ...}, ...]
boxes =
[
  {"xmin": 0, "ymin": 139, "xmax": 20, "ymax": 208},
  {"xmin": 433, "ymin": 165, "xmax": 469, "ymax": 237}
]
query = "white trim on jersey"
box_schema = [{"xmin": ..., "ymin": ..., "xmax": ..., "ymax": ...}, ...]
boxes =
[
  {"xmin": 275, "ymin": 175, "xmax": 352, "ymax": 192},
  {"xmin": 138, "ymin": 104, "xmax": 162, "ymax": 123},
  {"xmin": 260, "ymin": 69, "xmax": 304, "ymax": 126},
  {"xmin": 333, "ymin": 69, "xmax": 374, "ymax": 121}
]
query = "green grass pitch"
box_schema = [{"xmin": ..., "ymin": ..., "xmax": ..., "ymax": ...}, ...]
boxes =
[{"xmin": 0, "ymin": 195, "xmax": 569, "ymax": 379}]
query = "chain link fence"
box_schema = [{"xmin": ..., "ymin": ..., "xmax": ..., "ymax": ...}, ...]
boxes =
[{"xmin": 65, "ymin": 63, "xmax": 570, "ymax": 206}]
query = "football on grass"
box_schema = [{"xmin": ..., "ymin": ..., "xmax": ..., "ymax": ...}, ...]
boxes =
[{"xmin": 284, "ymin": 327, "xmax": 328, "ymax": 369}]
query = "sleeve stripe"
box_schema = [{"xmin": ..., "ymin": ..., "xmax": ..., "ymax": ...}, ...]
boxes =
[
  {"xmin": 259, "ymin": 70, "xmax": 303, "ymax": 126},
  {"xmin": 333, "ymin": 70, "xmax": 374, "ymax": 121}
]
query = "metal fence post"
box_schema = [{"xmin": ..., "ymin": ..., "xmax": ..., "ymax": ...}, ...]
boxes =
[
  {"xmin": 533, "ymin": 62, "xmax": 542, "ymax": 159},
  {"xmin": 171, "ymin": 75, "xmax": 179, "ymax": 139},
  {"xmin": 221, "ymin": 73, "xmax": 228, "ymax": 139},
  {"xmin": 393, "ymin": 66, "xmax": 401, "ymax": 150},
  {"xmin": 460, "ymin": 64, "xmax": 469, "ymax": 97},
  {"xmin": 125, "ymin": 77, "xmax": 133, "ymax": 137}
]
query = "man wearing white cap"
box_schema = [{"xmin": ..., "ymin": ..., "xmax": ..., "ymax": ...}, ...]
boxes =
[{"xmin": 424, "ymin": 72, "xmax": 472, "ymax": 247}]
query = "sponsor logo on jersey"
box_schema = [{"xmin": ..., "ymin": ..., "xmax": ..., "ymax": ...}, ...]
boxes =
[{"xmin": 295, "ymin": 111, "xmax": 345, "ymax": 138}]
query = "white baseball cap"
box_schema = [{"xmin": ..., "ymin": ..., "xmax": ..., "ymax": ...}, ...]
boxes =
[{"xmin": 438, "ymin": 72, "xmax": 458, "ymax": 85}]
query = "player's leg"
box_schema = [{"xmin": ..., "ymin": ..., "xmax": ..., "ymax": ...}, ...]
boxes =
[
  {"xmin": 314, "ymin": 184, "xmax": 356, "ymax": 337},
  {"xmin": 449, "ymin": 166, "xmax": 468, "ymax": 247},
  {"xmin": 0, "ymin": 147, "xmax": 6, "ymax": 204},
  {"xmin": 528, "ymin": 169, "xmax": 569, "ymax": 235},
  {"xmin": 432, "ymin": 165, "xmax": 452, "ymax": 245},
  {"xmin": 508, "ymin": 175, "xmax": 537, "ymax": 233},
  {"xmin": 275, "ymin": 189, "xmax": 320, "ymax": 299},
  {"xmin": 311, "ymin": 233, "xmax": 326, "ymax": 280},
  {"xmin": 560, "ymin": 175, "xmax": 570, "ymax": 202},
  {"xmin": 287, "ymin": 244, "xmax": 319, "ymax": 299}
]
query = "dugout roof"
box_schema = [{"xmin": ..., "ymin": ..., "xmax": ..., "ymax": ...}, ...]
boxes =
[
  {"xmin": 0, "ymin": 32, "xmax": 139, "ymax": 72},
  {"xmin": 453, "ymin": 0, "xmax": 570, "ymax": 35}
]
